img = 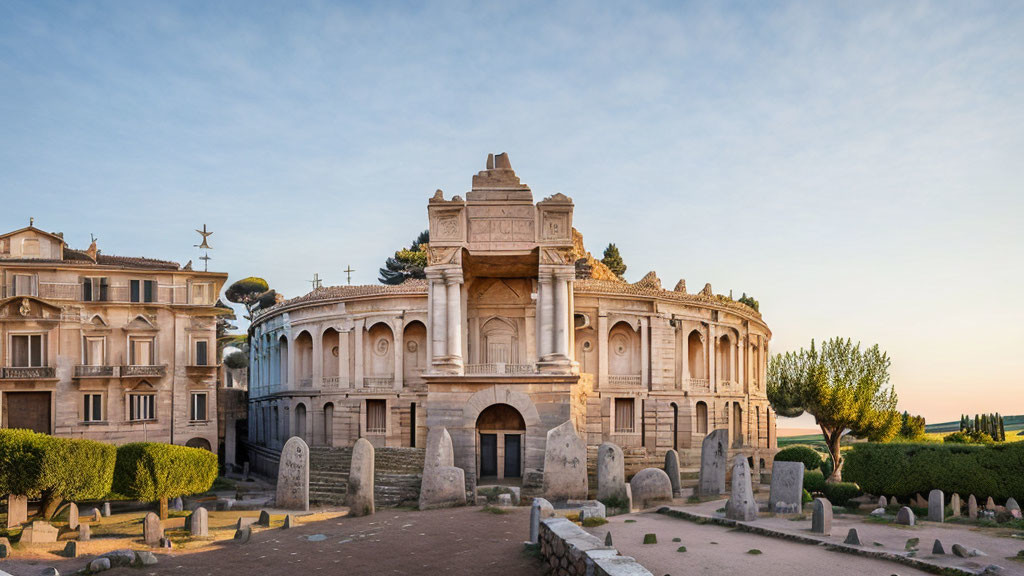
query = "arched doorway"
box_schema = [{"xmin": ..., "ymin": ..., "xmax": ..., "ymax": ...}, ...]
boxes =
[
  {"xmin": 732, "ymin": 403, "xmax": 743, "ymax": 447},
  {"xmin": 295, "ymin": 403, "xmax": 307, "ymax": 441},
  {"xmin": 476, "ymin": 404, "xmax": 526, "ymax": 481},
  {"xmin": 186, "ymin": 437, "xmax": 212, "ymax": 451}
]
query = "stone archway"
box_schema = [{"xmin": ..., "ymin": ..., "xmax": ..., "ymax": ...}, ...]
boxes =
[
  {"xmin": 462, "ymin": 386, "xmax": 543, "ymax": 481},
  {"xmin": 186, "ymin": 437, "xmax": 212, "ymax": 451},
  {"xmin": 476, "ymin": 404, "xmax": 526, "ymax": 480}
]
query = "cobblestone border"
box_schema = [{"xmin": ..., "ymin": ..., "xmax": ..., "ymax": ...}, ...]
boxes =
[
  {"xmin": 656, "ymin": 507, "xmax": 983, "ymax": 576},
  {"xmin": 538, "ymin": 517, "xmax": 653, "ymax": 576}
]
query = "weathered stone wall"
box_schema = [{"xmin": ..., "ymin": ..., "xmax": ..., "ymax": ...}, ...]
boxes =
[{"xmin": 538, "ymin": 517, "xmax": 652, "ymax": 576}]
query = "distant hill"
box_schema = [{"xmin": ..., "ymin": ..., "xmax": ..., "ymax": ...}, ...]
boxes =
[{"xmin": 925, "ymin": 414, "xmax": 1024, "ymax": 434}]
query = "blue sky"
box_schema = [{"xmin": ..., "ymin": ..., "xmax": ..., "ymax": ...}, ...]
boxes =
[{"xmin": 2, "ymin": 1, "xmax": 1022, "ymax": 425}]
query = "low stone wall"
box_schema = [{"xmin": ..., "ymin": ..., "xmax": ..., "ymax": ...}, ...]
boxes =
[{"xmin": 538, "ymin": 517, "xmax": 652, "ymax": 576}]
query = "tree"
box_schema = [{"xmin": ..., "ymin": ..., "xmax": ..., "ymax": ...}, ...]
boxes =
[
  {"xmin": 113, "ymin": 443, "xmax": 218, "ymax": 519},
  {"xmin": 379, "ymin": 230, "xmax": 429, "ymax": 285},
  {"xmin": 767, "ymin": 338, "xmax": 901, "ymax": 482},
  {"xmin": 601, "ymin": 243, "xmax": 627, "ymax": 279},
  {"xmin": 738, "ymin": 293, "xmax": 760, "ymax": 312},
  {"xmin": 898, "ymin": 411, "xmax": 926, "ymax": 440},
  {"xmin": 225, "ymin": 277, "xmax": 272, "ymax": 320}
]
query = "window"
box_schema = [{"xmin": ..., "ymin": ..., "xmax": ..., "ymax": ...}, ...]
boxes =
[
  {"xmin": 696, "ymin": 401, "xmax": 709, "ymax": 435},
  {"xmin": 614, "ymin": 398, "xmax": 635, "ymax": 433},
  {"xmin": 22, "ymin": 238, "xmax": 39, "ymax": 256},
  {"xmin": 13, "ymin": 274, "xmax": 37, "ymax": 296},
  {"xmin": 83, "ymin": 393, "xmax": 103, "ymax": 422},
  {"xmin": 82, "ymin": 277, "xmax": 109, "ymax": 302},
  {"xmin": 190, "ymin": 392, "xmax": 208, "ymax": 421},
  {"xmin": 194, "ymin": 340, "xmax": 209, "ymax": 366},
  {"xmin": 129, "ymin": 337, "xmax": 154, "ymax": 365},
  {"xmin": 130, "ymin": 280, "xmax": 157, "ymax": 303},
  {"xmin": 83, "ymin": 337, "xmax": 105, "ymax": 366},
  {"xmin": 129, "ymin": 394, "xmax": 155, "ymax": 421},
  {"xmin": 366, "ymin": 399, "xmax": 386, "ymax": 434},
  {"xmin": 11, "ymin": 334, "xmax": 45, "ymax": 367},
  {"xmin": 190, "ymin": 283, "xmax": 214, "ymax": 305}
]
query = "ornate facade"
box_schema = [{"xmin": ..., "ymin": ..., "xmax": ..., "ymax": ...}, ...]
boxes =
[
  {"xmin": 247, "ymin": 154, "xmax": 776, "ymax": 487},
  {"xmin": 0, "ymin": 224, "xmax": 227, "ymax": 451}
]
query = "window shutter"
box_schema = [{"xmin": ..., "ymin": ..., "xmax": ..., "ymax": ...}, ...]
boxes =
[
  {"xmin": 130, "ymin": 280, "xmax": 139, "ymax": 303},
  {"xmin": 99, "ymin": 278, "xmax": 109, "ymax": 301},
  {"xmin": 82, "ymin": 277, "xmax": 92, "ymax": 301}
]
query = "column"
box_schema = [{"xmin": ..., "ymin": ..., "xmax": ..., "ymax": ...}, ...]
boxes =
[
  {"xmin": 354, "ymin": 319, "xmax": 365, "ymax": 389},
  {"xmin": 553, "ymin": 273, "xmax": 570, "ymax": 358},
  {"xmin": 339, "ymin": 328, "xmax": 351, "ymax": 388},
  {"xmin": 640, "ymin": 316, "xmax": 649, "ymax": 390},
  {"xmin": 597, "ymin": 314, "xmax": 609, "ymax": 389},
  {"xmin": 393, "ymin": 317, "xmax": 404, "ymax": 390},
  {"xmin": 287, "ymin": 334, "xmax": 296, "ymax": 391},
  {"xmin": 429, "ymin": 271, "xmax": 447, "ymax": 363},
  {"xmin": 537, "ymin": 274, "xmax": 553, "ymax": 359},
  {"xmin": 312, "ymin": 328, "xmax": 323, "ymax": 388},
  {"xmin": 445, "ymin": 271, "xmax": 463, "ymax": 366},
  {"xmin": 708, "ymin": 324, "xmax": 716, "ymax": 393},
  {"xmin": 567, "ymin": 280, "xmax": 575, "ymax": 361},
  {"xmin": 738, "ymin": 337, "xmax": 745, "ymax": 392},
  {"xmin": 681, "ymin": 325, "xmax": 689, "ymax": 387}
]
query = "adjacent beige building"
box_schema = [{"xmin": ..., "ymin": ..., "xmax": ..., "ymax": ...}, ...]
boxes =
[
  {"xmin": 0, "ymin": 224, "xmax": 227, "ymax": 452},
  {"xmin": 247, "ymin": 154, "xmax": 777, "ymax": 489}
]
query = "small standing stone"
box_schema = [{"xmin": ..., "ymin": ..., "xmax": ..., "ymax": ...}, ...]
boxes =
[
  {"xmin": 78, "ymin": 523, "xmax": 91, "ymax": 542},
  {"xmin": 497, "ymin": 493, "xmax": 513, "ymax": 507},
  {"xmin": 768, "ymin": 461, "xmax": 805, "ymax": 513},
  {"xmin": 529, "ymin": 500, "xmax": 541, "ymax": 544},
  {"xmin": 928, "ymin": 489, "xmax": 945, "ymax": 523},
  {"xmin": 986, "ymin": 496, "xmax": 996, "ymax": 511},
  {"xmin": 698, "ymin": 429, "xmax": 729, "ymax": 496},
  {"xmin": 171, "ymin": 496, "xmax": 183, "ymax": 512},
  {"xmin": 542, "ymin": 421, "xmax": 588, "ymax": 501},
  {"xmin": 276, "ymin": 436, "xmax": 311, "ymax": 511},
  {"xmin": 890, "ymin": 496, "xmax": 899, "ymax": 507},
  {"xmin": 933, "ymin": 539, "xmax": 945, "ymax": 555},
  {"xmin": 896, "ymin": 506, "xmax": 916, "ymax": 526},
  {"xmin": 6, "ymin": 494, "xmax": 28, "ymax": 528},
  {"xmin": 189, "ymin": 507, "xmax": 208, "ymax": 537},
  {"xmin": 257, "ymin": 510, "xmax": 272, "ymax": 526},
  {"xmin": 811, "ymin": 498, "xmax": 832, "ymax": 535},
  {"xmin": 234, "ymin": 526, "xmax": 251, "ymax": 544},
  {"xmin": 90, "ymin": 508, "xmax": 102, "ymax": 522},
  {"xmin": 951, "ymin": 493, "xmax": 961, "ymax": 517},
  {"xmin": 952, "ymin": 543, "xmax": 969, "ymax": 558},
  {"xmin": 89, "ymin": 558, "xmax": 111, "ymax": 572},
  {"xmin": 969, "ymin": 494, "xmax": 978, "ymax": 519},
  {"xmin": 596, "ymin": 442, "xmax": 627, "ymax": 503},
  {"xmin": 159, "ymin": 537, "xmax": 173, "ymax": 549},
  {"xmin": 63, "ymin": 541, "xmax": 78, "ymax": 558},
  {"xmin": 1006, "ymin": 497, "xmax": 1021, "ymax": 518},
  {"xmin": 102, "ymin": 502, "xmax": 111, "ymax": 517},
  {"xmin": 347, "ymin": 438, "xmax": 376, "ymax": 517},
  {"xmin": 67, "ymin": 502, "xmax": 80, "ymax": 530},
  {"xmin": 725, "ymin": 456, "xmax": 758, "ymax": 521},
  {"xmin": 283, "ymin": 514, "xmax": 294, "ymax": 529},
  {"xmin": 604, "ymin": 531, "xmax": 613, "ymax": 546},
  {"xmin": 878, "ymin": 495, "xmax": 888, "ymax": 508},
  {"xmin": 142, "ymin": 512, "xmax": 162, "ymax": 546},
  {"xmin": 664, "ymin": 449, "xmax": 682, "ymax": 497},
  {"xmin": 843, "ymin": 528, "xmax": 861, "ymax": 546}
]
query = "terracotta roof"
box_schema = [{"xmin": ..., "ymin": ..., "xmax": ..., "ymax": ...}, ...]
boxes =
[
  {"xmin": 0, "ymin": 226, "xmax": 67, "ymax": 244},
  {"xmin": 3, "ymin": 248, "xmax": 180, "ymax": 270},
  {"xmin": 260, "ymin": 279, "xmax": 429, "ymax": 316},
  {"xmin": 575, "ymin": 277, "xmax": 762, "ymax": 319}
]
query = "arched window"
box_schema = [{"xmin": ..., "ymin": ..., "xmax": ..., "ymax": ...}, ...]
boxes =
[
  {"xmin": 687, "ymin": 331, "xmax": 703, "ymax": 380},
  {"xmin": 696, "ymin": 401, "xmax": 708, "ymax": 435},
  {"xmin": 295, "ymin": 403, "xmax": 307, "ymax": 441},
  {"xmin": 323, "ymin": 402, "xmax": 334, "ymax": 446},
  {"xmin": 365, "ymin": 322, "xmax": 395, "ymax": 379}
]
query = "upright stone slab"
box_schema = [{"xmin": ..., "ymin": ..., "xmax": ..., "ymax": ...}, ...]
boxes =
[
  {"xmin": 896, "ymin": 506, "xmax": 916, "ymax": 526},
  {"xmin": 698, "ymin": 429, "xmax": 728, "ymax": 496},
  {"xmin": 276, "ymin": 436, "xmax": 310, "ymax": 511},
  {"xmin": 419, "ymin": 426, "xmax": 466, "ymax": 510},
  {"xmin": 529, "ymin": 499, "xmax": 541, "ymax": 544},
  {"xmin": 423, "ymin": 426, "xmax": 455, "ymax": 469},
  {"xmin": 596, "ymin": 442, "xmax": 627, "ymax": 503},
  {"xmin": 768, "ymin": 461, "xmax": 804, "ymax": 513},
  {"xmin": 811, "ymin": 498, "xmax": 832, "ymax": 535},
  {"xmin": 928, "ymin": 489, "xmax": 944, "ymax": 522},
  {"xmin": 726, "ymin": 456, "xmax": 758, "ymax": 521},
  {"xmin": 541, "ymin": 420, "xmax": 587, "ymax": 501},
  {"xmin": 664, "ymin": 449, "xmax": 681, "ymax": 497},
  {"xmin": 257, "ymin": 510, "xmax": 271, "ymax": 526},
  {"xmin": 878, "ymin": 495, "xmax": 887, "ymax": 508},
  {"xmin": 6, "ymin": 494, "xmax": 28, "ymax": 528},
  {"xmin": 985, "ymin": 496, "xmax": 996, "ymax": 511},
  {"xmin": 67, "ymin": 502, "xmax": 80, "ymax": 530},
  {"xmin": 968, "ymin": 494, "xmax": 978, "ymax": 519},
  {"xmin": 143, "ymin": 512, "xmax": 162, "ymax": 546},
  {"xmin": 346, "ymin": 438, "xmax": 375, "ymax": 517},
  {"xmin": 21, "ymin": 521, "xmax": 58, "ymax": 544},
  {"xmin": 630, "ymin": 468, "xmax": 673, "ymax": 509},
  {"xmin": 78, "ymin": 523, "xmax": 91, "ymax": 542},
  {"xmin": 102, "ymin": 502, "xmax": 111, "ymax": 517},
  {"xmin": 90, "ymin": 508, "xmax": 102, "ymax": 522},
  {"xmin": 950, "ymin": 493, "xmax": 961, "ymax": 517},
  {"xmin": 171, "ymin": 496, "xmax": 183, "ymax": 511},
  {"xmin": 1006, "ymin": 497, "xmax": 1021, "ymax": 518},
  {"xmin": 189, "ymin": 507, "xmax": 208, "ymax": 537}
]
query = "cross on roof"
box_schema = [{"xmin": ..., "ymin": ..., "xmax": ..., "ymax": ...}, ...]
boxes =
[
  {"xmin": 200, "ymin": 252, "xmax": 211, "ymax": 272},
  {"xmin": 310, "ymin": 273, "xmax": 323, "ymax": 290},
  {"xmin": 195, "ymin": 224, "xmax": 213, "ymax": 250},
  {"xmin": 344, "ymin": 265, "xmax": 355, "ymax": 285}
]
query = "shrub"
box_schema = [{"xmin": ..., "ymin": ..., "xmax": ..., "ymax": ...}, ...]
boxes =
[
  {"xmin": 804, "ymin": 469, "xmax": 826, "ymax": 494},
  {"xmin": 774, "ymin": 445, "xmax": 822, "ymax": 471},
  {"xmin": 944, "ymin": 431, "xmax": 970, "ymax": 444},
  {"xmin": 581, "ymin": 516, "xmax": 608, "ymax": 527},
  {"xmin": 0, "ymin": 429, "xmax": 47, "ymax": 496},
  {"xmin": 113, "ymin": 443, "xmax": 217, "ymax": 519},
  {"xmin": 802, "ymin": 489, "xmax": 813, "ymax": 504},
  {"xmin": 823, "ymin": 482, "xmax": 862, "ymax": 507},
  {"xmin": 843, "ymin": 441, "xmax": 1024, "ymax": 502}
]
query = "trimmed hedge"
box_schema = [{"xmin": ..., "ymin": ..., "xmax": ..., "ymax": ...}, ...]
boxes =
[
  {"xmin": 0, "ymin": 429, "xmax": 47, "ymax": 496},
  {"xmin": 823, "ymin": 482, "xmax": 862, "ymax": 507},
  {"xmin": 0, "ymin": 428, "xmax": 115, "ymax": 500},
  {"xmin": 843, "ymin": 441, "xmax": 1024, "ymax": 501},
  {"xmin": 774, "ymin": 445, "xmax": 822, "ymax": 471},
  {"xmin": 113, "ymin": 442, "xmax": 217, "ymax": 502},
  {"xmin": 803, "ymin": 469, "xmax": 826, "ymax": 493}
]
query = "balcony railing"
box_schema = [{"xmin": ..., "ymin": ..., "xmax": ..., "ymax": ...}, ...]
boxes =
[
  {"xmin": 322, "ymin": 376, "xmax": 341, "ymax": 389},
  {"xmin": 121, "ymin": 365, "xmax": 167, "ymax": 378},
  {"xmin": 363, "ymin": 377, "xmax": 394, "ymax": 389},
  {"xmin": 686, "ymin": 378, "xmax": 710, "ymax": 392},
  {"xmin": 298, "ymin": 378, "xmax": 313, "ymax": 388},
  {"xmin": 464, "ymin": 363, "xmax": 538, "ymax": 376},
  {"xmin": 366, "ymin": 427, "xmax": 386, "ymax": 435},
  {"xmin": 1, "ymin": 366, "xmax": 57, "ymax": 380},
  {"xmin": 606, "ymin": 374, "xmax": 641, "ymax": 387},
  {"xmin": 74, "ymin": 365, "xmax": 118, "ymax": 378}
]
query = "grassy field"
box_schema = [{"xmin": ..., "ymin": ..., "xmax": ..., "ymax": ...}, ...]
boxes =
[
  {"xmin": 777, "ymin": 415, "xmax": 1024, "ymax": 451},
  {"xmin": 924, "ymin": 414, "xmax": 1024, "ymax": 434}
]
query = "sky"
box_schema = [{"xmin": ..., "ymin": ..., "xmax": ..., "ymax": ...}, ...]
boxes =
[{"xmin": 1, "ymin": 1, "xmax": 1021, "ymax": 426}]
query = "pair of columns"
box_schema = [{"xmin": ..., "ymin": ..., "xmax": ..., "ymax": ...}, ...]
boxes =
[
  {"xmin": 537, "ymin": 267, "xmax": 574, "ymax": 366},
  {"xmin": 428, "ymin": 268, "xmax": 464, "ymax": 372}
]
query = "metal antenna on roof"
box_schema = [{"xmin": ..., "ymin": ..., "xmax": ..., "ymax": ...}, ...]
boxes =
[
  {"xmin": 200, "ymin": 252, "xmax": 211, "ymax": 272},
  {"xmin": 344, "ymin": 265, "xmax": 355, "ymax": 285}
]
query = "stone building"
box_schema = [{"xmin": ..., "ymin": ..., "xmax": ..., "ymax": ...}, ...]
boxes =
[
  {"xmin": 0, "ymin": 223, "xmax": 227, "ymax": 451},
  {"xmin": 246, "ymin": 154, "xmax": 776, "ymax": 489}
]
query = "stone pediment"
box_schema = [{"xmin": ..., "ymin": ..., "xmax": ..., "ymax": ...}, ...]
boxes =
[
  {"xmin": 471, "ymin": 278, "xmax": 528, "ymax": 305},
  {"xmin": 124, "ymin": 314, "xmax": 159, "ymax": 332},
  {"xmin": 0, "ymin": 296, "xmax": 61, "ymax": 321}
]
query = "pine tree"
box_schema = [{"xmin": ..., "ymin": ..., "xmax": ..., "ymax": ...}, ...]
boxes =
[
  {"xmin": 975, "ymin": 414, "xmax": 980, "ymax": 434},
  {"xmin": 999, "ymin": 416, "xmax": 1006, "ymax": 442},
  {"xmin": 601, "ymin": 243, "xmax": 627, "ymax": 279}
]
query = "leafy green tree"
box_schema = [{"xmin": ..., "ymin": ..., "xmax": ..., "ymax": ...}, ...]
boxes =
[
  {"xmin": 113, "ymin": 443, "xmax": 218, "ymax": 519},
  {"xmin": 224, "ymin": 350, "xmax": 248, "ymax": 370},
  {"xmin": 601, "ymin": 243, "xmax": 627, "ymax": 279},
  {"xmin": 225, "ymin": 277, "xmax": 272, "ymax": 320},
  {"xmin": 379, "ymin": 230, "xmax": 429, "ymax": 285},
  {"xmin": 767, "ymin": 338, "xmax": 901, "ymax": 482},
  {"xmin": 898, "ymin": 411, "xmax": 926, "ymax": 440},
  {"xmin": 0, "ymin": 429, "xmax": 47, "ymax": 497},
  {"xmin": 738, "ymin": 293, "xmax": 760, "ymax": 312}
]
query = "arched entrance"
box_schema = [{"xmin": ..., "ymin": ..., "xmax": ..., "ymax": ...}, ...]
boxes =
[
  {"xmin": 476, "ymin": 404, "xmax": 525, "ymax": 481},
  {"xmin": 186, "ymin": 437, "xmax": 212, "ymax": 451}
]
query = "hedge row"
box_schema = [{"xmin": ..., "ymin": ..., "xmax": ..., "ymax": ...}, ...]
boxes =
[
  {"xmin": 113, "ymin": 442, "xmax": 218, "ymax": 502},
  {"xmin": 774, "ymin": 445, "xmax": 822, "ymax": 471},
  {"xmin": 0, "ymin": 429, "xmax": 115, "ymax": 500},
  {"xmin": 843, "ymin": 441, "xmax": 1024, "ymax": 501}
]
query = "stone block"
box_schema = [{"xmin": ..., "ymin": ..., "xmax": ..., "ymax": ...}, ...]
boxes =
[
  {"xmin": 630, "ymin": 468, "xmax": 673, "ymax": 510},
  {"xmin": 768, "ymin": 461, "xmax": 804, "ymax": 513},
  {"xmin": 257, "ymin": 510, "xmax": 271, "ymax": 526},
  {"xmin": 811, "ymin": 498, "xmax": 831, "ymax": 534},
  {"xmin": 928, "ymin": 489, "xmax": 944, "ymax": 522},
  {"xmin": 346, "ymin": 438, "xmax": 375, "ymax": 517},
  {"xmin": 542, "ymin": 421, "xmax": 587, "ymax": 501},
  {"xmin": 843, "ymin": 528, "xmax": 861, "ymax": 546},
  {"xmin": 698, "ymin": 429, "xmax": 728, "ymax": 496},
  {"xmin": 102, "ymin": 502, "xmax": 111, "ymax": 517},
  {"xmin": 78, "ymin": 523, "xmax": 91, "ymax": 542},
  {"xmin": 596, "ymin": 442, "xmax": 627, "ymax": 503},
  {"xmin": 21, "ymin": 521, "xmax": 59, "ymax": 544},
  {"xmin": 726, "ymin": 456, "xmax": 758, "ymax": 521},
  {"xmin": 66, "ymin": 502, "xmax": 79, "ymax": 530},
  {"xmin": 189, "ymin": 507, "xmax": 208, "ymax": 537},
  {"xmin": 663, "ymin": 449, "xmax": 681, "ymax": 496},
  {"xmin": 276, "ymin": 436, "xmax": 310, "ymax": 511},
  {"xmin": 419, "ymin": 466, "xmax": 466, "ymax": 510},
  {"xmin": 89, "ymin": 558, "xmax": 111, "ymax": 572},
  {"xmin": 6, "ymin": 494, "xmax": 27, "ymax": 528},
  {"xmin": 969, "ymin": 494, "xmax": 978, "ymax": 519},
  {"xmin": 142, "ymin": 512, "xmax": 162, "ymax": 546}
]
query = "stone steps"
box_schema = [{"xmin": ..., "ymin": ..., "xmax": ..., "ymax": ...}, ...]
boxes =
[{"xmin": 307, "ymin": 446, "xmax": 425, "ymax": 507}]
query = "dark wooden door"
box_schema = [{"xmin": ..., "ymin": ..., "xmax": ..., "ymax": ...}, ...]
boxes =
[
  {"xmin": 480, "ymin": 433, "xmax": 497, "ymax": 477},
  {"xmin": 6, "ymin": 392, "xmax": 51, "ymax": 433},
  {"xmin": 503, "ymin": 434, "xmax": 521, "ymax": 478}
]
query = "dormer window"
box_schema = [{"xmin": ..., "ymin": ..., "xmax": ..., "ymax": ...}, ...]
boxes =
[
  {"xmin": 130, "ymin": 280, "xmax": 156, "ymax": 303},
  {"xmin": 82, "ymin": 277, "xmax": 109, "ymax": 302}
]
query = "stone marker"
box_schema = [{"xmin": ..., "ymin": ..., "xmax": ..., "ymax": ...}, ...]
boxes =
[
  {"xmin": 189, "ymin": 507, "xmax": 208, "ymax": 537},
  {"xmin": 951, "ymin": 493, "xmax": 961, "ymax": 517},
  {"xmin": 89, "ymin": 508, "xmax": 102, "ymax": 522},
  {"xmin": 843, "ymin": 528, "xmax": 861, "ymax": 546},
  {"xmin": 234, "ymin": 526, "xmax": 251, "ymax": 544},
  {"xmin": 896, "ymin": 506, "xmax": 916, "ymax": 526},
  {"xmin": 906, "ymin": 537, "xmax": 920, "ymax": 551},
  {"xmin": 811, "ymin": 498, "xmax": 832, "ymax": 535},
  {"xmin": 418, "ymin": 426, "xmax": 467, "ymax": 511},
  {"xmin": 21, "ymin": 521, "xmax": 59, "ymax": 544},
  {"xmin": 605, "ymin": 531, "xmax": 613, "ymax": 546},
  {"xmin": 969, "ymin": 494, "xmax": 978, "ymax": 519},
  {"xmin": 630, "ymin": 468, "xmax": 674, "ymax": 509},
  {"xmin": 136, "ymin": 550, "xmax": 158, "ymax": 565},
  {"xmin": 878, "ymin": 495, "xmax": 887, "ymax": 508},
  {"xmin": 67, "ymin": 502, "xmax": 79, "ymax": 530},
  {"xmin": 726, "ymin": 456, "xmax": 758, "ymax": 521},
  {"xmin": 986, "ymin": 496, "xmax": 996, "ymax": 511},
  {"xmin": 0, "ymin": 536, "xmax": 11, "ymax": 558},
  {"xmin": 890, "ymin": 496, "xmax": 899, "ymax": 507},
  {"xmin": 529, "ymin": 500, "xmax": 541, "ymax": 544},
  {"xmin": 497, "ymin": 493, "xmax": 513, "ymax": 507},
  {"xmin": 78, "ymin": 523, "xmax": 91, "ymax": 542},
  {"xmin": 6, "ymin": 494, "xmax": 27, "ymax": 528},
  {"xmin": 914, "ymin": 493, "xmax": 927, "ymax": 508},
  {"xmin": 171, "ymin": 496, "xmax": 183, "ymax": 512},
  {"xmin": 276, "ymin": 436, "xmax": 310, "ymax": 511},
  {"xmin": 596, "ymin": 442, "xmax": 627, "ymax": 503},
  {"xmin": 257, "ymin": 510, "xmax": 272, "ymax": 526},
  {"xmin": 952, "ymin": 543, "xmax": 969, "ymax": 558},
  {"xmin": 63, "ymin": 541, "xmax": 78, "ymax": 558},
  {"xmin": 102, "ymin": 502, "xmax": 111, "ymax": 517},
  {"xmin": 933, "ymin": 539, "xmax": 945, "ymax": 555},
  {"xmin": 533, "ymin": 497, "xmax": 556, "ymax": 518},
  {"xmin": 347, "ymin": 437, "xmax": 375, "ymax": 516},
  {"xmin": 664, "ymin": 449, "xmax": 682, "ymax": 497},
  {"xmin": 159, "ymin": 537, "xmax": 173, "ymax": 549},
  {"xmin": 698, "ymin": 429, "xmax": 729, "ymax": 496},
  {"xmin": 768, "ymin": 461, "xmax": 804, "ymax": 513},
  {"xmin": 928, "ymin": 489, "xmax": 945, "ymax": 522},
  {"xmin": 870, "ymin": 507, "xmax": 886, "ymax": 516},
  {"xmin": 89, "ymin": 558, "xmax": 111, "ymax": 572},
  {"xmin": 542, "ymin": 420, "xmax": 588, "ymax": 501},
  {"xmin": 236, "ymin": 516, "xmax": 256, "ymax": 529},
  {"xmin": 142, "ymin": 512, "xmax": 162, "ymax": 546},
  {"xmin": 1006, "ymin": 497, "xmax": 1021, "ymax": 518},
  {"xmin": 283, "ymin": 514, "xmax": 294, "ymax": 529}
]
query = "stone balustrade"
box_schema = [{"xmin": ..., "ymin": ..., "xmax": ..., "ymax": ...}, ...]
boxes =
[
  {"xmin": 121, "ymin": 365, "xmax": 166, "ymax": 378},
  {"xmin": 363, "ymin": 377, "xmax": 394, "ymax": 389},
  {"xmin": 686, "ymin": 378, "xmax": 710, "ymax": 392},
  {"xmin": 606, "ymin": 374, "xmax": 641, "ymax": 387},
  {"xmin": 74, "ymin": 365, "xmax": 118, "ymax": 378},
  {"xmin": 538, "ymin": 517, "xmax": 652, "ymax": 576},
  {"xmin": 1, "ymin": 366, "xmax": 57, "ymax": 379},
  {"xmin": 464, "ymin": 363, "xmax": 538, "ymax": 375}
]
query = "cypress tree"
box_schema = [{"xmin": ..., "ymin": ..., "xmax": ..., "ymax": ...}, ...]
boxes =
[{"xmin": 601, "ymin": 243, "xmax": 627, "ymax": 279}]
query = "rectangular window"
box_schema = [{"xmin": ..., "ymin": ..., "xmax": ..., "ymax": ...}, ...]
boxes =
[
  {"xmin": 129, "ymin": 338, "xmax": 154, "ymax": 365},
  {"xmin": 194, "ymin": 340, "xmax": 208, "ymax": 366},
  {"xmin": 190, "ymin": 283, "xmax": 214, "ymax": 305},
  {"xmin": 82, "ymin": 277, "xmax": 109, "ymax": 302},
  {"xmin": 22, "ymin": 238, "xmax": 39, "ymax": 256},
  {"xmin": 129, "ymin": 394, "xmax": 155, "ymax": 421},
  {"xmin": 84, "ymin": 337, "xmax": 105, "ymax": 366},
  {"xmin": 190, "ymin": 392, "xmax": 208, "ymax": 421},
  {"xmin": 13, "ymin": 274, "xmax": 37, "ymax": 296},
  {"xmin": 614, "ymin": 398, "xmax": 635, "ymax": 433},
  {"xmin": 366, "ymin": 399, "xmax": 386, "ymax": 434},
  {"xmin": 11, "ymin": 334, "xmax": 45, "ymax": 367},
  {"xmin": 130, "ymin": 280, "xmax": 157, "ymax": 303},
  {"xmin": 83, "ymin": 393, "xmax": 103, "ymax": 422}
]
